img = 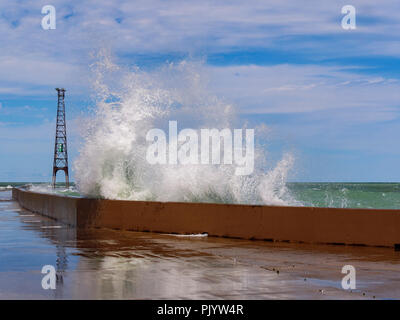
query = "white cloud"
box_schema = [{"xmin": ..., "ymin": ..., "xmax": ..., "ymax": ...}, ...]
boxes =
[
  {"xmin": 0, "ymin": 1, "xmax": 398, "ymax": 126},
  {"xmin": 0, "ymin": 0, "xmax": 398, "ymax": 97},
  {"xmin": 0, "ymin": 1, "xmax": 399, "ymax": 58},
  {"xmin": 205, "ymin": 64, "xmax": 400, "ymax": 119}
]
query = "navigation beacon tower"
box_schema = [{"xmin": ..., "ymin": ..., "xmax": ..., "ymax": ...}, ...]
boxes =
[{"xmin": 52, "ymin": 88, "xmax": 69, "ymax": 188}]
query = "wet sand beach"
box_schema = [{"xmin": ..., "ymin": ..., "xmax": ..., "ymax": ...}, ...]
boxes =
[{"xmin": 0, "ymin": 190, "xmax": 399, "ymax": 300}]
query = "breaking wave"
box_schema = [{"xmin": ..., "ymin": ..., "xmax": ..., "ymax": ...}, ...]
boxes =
[{"xmin": 74, "ymin": 50, "xmax": 299, "ymax": 205}]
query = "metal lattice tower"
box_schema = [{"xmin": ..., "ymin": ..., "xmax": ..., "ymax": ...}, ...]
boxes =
[{"xmin": 52, "ymin": 88, "xmax": 69, "ymax": 188}]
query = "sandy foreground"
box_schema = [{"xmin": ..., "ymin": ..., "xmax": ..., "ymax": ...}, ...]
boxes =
[{"xmin": 0, "ymin": 192, "xmax": 399, "ymax": 299}]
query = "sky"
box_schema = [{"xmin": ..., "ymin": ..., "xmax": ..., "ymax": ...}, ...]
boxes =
[{"xmin": 0, "ymin": 0, "xmax": 399, "ymax": 182}]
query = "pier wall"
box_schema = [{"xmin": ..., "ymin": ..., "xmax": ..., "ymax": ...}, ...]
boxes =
[{"xmin": 12, "ymin": 188, "xmax": 400, "ymax": 248}]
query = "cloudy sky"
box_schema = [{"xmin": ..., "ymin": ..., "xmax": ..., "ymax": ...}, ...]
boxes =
[{"xmin": 0, "ymin": 0, "xmax": 399, "ymax": 182}]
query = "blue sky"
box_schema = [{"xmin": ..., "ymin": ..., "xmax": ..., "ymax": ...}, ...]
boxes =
[{"xmin": 0, "ymin": 0, "xmax": 400, "ymax": 182}]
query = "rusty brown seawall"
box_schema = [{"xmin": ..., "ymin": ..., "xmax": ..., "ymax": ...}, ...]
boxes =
[{"xmin": 12, "ymin": 187, "xmax": 400, "ymax": 248}]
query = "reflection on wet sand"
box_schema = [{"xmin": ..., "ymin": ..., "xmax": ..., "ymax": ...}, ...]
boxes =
[{"xmin": 0, "ymin": 192, "xmax": 399, "ymax": 299}]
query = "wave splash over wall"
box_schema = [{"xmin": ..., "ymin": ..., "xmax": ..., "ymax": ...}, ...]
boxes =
[{"xmin": 74, "ymin": 51, "xmax": 299, "ymax": 205}]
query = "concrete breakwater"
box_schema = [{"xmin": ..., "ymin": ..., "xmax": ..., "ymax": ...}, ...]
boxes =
[{"xmin": 12, "ymin": 187, "xmax": 400, "ymax": 248}]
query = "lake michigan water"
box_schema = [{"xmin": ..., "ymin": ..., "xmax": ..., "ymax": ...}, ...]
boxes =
[
  {"xmin": 288, "ymin": 182, "xmax": 400, "ymax": 209},
  {"xmin": 2, "ymin": 182, "xmax": 400, "ymax": 209}
]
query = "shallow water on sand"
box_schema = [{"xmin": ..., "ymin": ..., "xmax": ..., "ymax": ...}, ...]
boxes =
[{"xmin": 0, "ymin": 190, "xmax": 400, "ymax": 299}]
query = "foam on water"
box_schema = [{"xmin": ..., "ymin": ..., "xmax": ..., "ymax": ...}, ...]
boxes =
[
  {"xmin": 0, "ymin": 185, "xmax": 12, "ymax": 191},
  {"xmin": 73, "ymin": 51, "xmax": 298, "ymax": 205},
  {"xmin": 28, "ymin": 184, "xmax": 80, "ymax": 197}
]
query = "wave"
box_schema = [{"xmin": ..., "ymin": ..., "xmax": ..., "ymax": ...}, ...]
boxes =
[{"xmin": 74, "ymin": 50, "xmax": 299, "ymax": 206}]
